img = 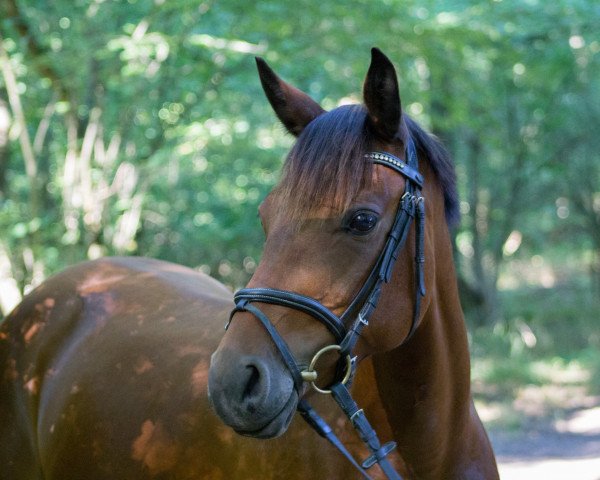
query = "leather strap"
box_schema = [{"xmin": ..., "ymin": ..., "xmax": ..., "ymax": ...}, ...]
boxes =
[
  {"xmin": 331, "ymin": 383, "xmax": 402, "ymax": 480},
  {"xmin": 297, "ymin": 399, "xmax": 373, "ymax": 480},
  {"xmin": 232, "ymin": 288, "xmax": 346, "ymax": 343},
  {"xmin": 230, "ymin": 301, "xmax": 304, "ymax": 392}
]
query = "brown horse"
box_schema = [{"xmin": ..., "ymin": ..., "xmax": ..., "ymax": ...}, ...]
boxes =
[{"xmin": 0, "ymin": 49, "xmax": 498, "ymax": 479}]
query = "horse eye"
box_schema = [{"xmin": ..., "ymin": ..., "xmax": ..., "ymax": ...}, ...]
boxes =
[{"xmin": 346, "ymin": 211, "xmax": 379, "ymax": 235}]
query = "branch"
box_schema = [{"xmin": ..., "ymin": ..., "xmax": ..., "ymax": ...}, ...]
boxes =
[
  {"xmin": 0, "ymin": 35, "xmax": 40, "ymax": 217},
  {"xmin": 0, "ymin": 95, "xmax": 9, "ymax": 196},
  {"xmin": 33, "ymin": 93, "xmax": 57, "ymax": 154}
]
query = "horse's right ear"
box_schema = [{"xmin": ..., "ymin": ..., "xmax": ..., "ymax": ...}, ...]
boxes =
[{"xmin": 256, "ymin": 57, "xmax": 325, "ymax": 136}]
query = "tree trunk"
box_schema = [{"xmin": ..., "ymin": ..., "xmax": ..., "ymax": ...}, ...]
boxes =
[
  {"xmin": 0, "ymin": 95, "xmax": 9, "ymax": 197},
  {"xmin": 465, "ymin": 132, "xmax": 500, "ymax": 327},
  {"xmin": 0, "ymin": 36, "xmax": 40, "ymax": 219}
]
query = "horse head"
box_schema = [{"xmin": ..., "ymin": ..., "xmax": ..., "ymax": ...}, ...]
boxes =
[{"xmin": 209, "ymin": 49, "xmax": 442, "ymax": 439}]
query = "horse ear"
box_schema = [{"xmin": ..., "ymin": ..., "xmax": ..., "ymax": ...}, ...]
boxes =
[
  {"xmin": 363, "ymin": 48, "xmax": 401, "ymax": 141},
  {"xmin": 256, "ymin": 57, "xmax": 325, "ymax": 136}
]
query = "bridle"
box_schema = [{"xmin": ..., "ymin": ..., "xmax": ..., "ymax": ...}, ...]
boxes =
[
  {"xmin": 227, "ymin": 137, "xmax": 426, "ymax": 480},
  {"xmin": 228, "ymin": 138, "xmax": 424, "ymax": 479}
]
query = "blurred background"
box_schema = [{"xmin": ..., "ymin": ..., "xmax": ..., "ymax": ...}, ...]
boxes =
[{"xmin": 0, "ymin": 0, "xmax": 598, "ymax": 477}]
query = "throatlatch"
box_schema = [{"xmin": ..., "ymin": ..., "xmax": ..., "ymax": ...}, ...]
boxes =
[{"xmin": 228, "ymin": 137, "xmax": 426, "ymax": 480}]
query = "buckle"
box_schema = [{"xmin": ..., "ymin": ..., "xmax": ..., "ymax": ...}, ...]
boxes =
[{"xmin": 361, "ymin": 441, "xmax": 397, "ymax": 469}]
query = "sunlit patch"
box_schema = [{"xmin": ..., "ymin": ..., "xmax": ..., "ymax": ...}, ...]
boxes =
[
  {"xmin": 176, "ymin": 344, "xmax": 205, "ymax": 357},
  {"xmin": 191, "ymin": 360, "xmax": 209, "ymax": 398},
  {"xmin": 77, "ymin": 272, "xmax": 127, "ymax": 295},
  {"xmin": 216, "ymin": 424, "xmax": 235, "ymax": 445},
  {"xmin": 134, "ymin": 355, "xmax": 154, "ymax": 375},
  {"xmin": 569, "ymin": 35, "xmax": 585, "ymax": 50},
  {"xmin": 556, "ymin": 406, "xmax": 600, "ymax": 435},
  {"xmin": 24, "ymin": 322, "xmax": 44, "ymax": 343},
  {"xmin": 24, "ymin": 375, "xmax": 40, "ymax": 395},
  {"xmin": 132, "ymin": 420, "xmax": 181, "ymax": 475},
  {"xmin": 502, "ymin": 230, "xmax": 522, "ymax": 257}
]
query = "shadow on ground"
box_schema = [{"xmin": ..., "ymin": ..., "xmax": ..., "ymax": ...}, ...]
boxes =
[{"xmin": 486, "ymin": 402, "xmax": 600, "ymax": 479}]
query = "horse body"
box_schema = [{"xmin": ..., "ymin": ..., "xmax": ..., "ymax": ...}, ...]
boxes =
[{"xmin": 0, "ymin": 257, "xmax": 373, "ymax": 479}]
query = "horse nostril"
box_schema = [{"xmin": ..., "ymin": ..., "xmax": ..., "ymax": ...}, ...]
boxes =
[
  {"xmin": 242, "ymin": 365, "xmax": 261, "ymax": 409},
  {"xmin": 209, "ymin": 352, "xmax": 275, "ymax": 422}
]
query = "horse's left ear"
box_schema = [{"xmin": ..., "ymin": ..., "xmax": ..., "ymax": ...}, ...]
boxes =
[
  {"xmin": 256, "ymin": 57, "xmax": 325, "ymax": 136},
  {"xmin": 363, "ymin": 48, "xmax": 402, "ymax": 141}
]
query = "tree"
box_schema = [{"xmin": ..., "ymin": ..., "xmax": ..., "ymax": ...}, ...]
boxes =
[{"xmin": 0, "ymin": 0, "xmax": 597, "ymax": 327}]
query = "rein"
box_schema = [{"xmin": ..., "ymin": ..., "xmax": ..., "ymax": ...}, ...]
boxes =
[{"xmin": 227, "ymin": 138, "xmax": 425, "ymax": 480}]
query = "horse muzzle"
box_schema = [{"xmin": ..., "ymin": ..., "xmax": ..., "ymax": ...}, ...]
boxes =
[{"xmin": 208, "ymin": 347, "xmax": 298, "ymax": 438}]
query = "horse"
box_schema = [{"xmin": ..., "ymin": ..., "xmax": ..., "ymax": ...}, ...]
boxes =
[{"xmin": 0, "ymin": 49, "xmax": 499, "ymax": 479}]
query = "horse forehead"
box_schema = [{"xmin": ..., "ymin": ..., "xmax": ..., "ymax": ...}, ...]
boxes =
[
  {"xmin": 261, "ymin": 165, "xmax": 403, "ymax": 220},
  {"xmin": 371, "ymin": 163, "xmax": 406, "ymax": 197}
]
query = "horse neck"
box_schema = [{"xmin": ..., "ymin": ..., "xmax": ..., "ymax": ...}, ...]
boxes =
[{"xmin": 370, "ymin": 175, "xmax": 498, "ymax": 478}]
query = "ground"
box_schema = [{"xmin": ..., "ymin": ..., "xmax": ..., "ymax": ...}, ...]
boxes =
[
  {"xmin": 491, "ymin": 405, "xmax": 600, "ymax": 479},
  {"xmin": 477, "ymin": 377, "xmax": 600, "ymax": 479}
]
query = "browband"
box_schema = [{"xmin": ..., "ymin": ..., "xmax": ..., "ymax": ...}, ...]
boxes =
[{"xmin": 366, "ymin": 151, "xmax": 424, "ymax": 188}]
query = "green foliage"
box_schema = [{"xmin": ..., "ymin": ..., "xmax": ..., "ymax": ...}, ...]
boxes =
[
  {"xmin": 471, "ymin": 350, "xmax": 593, "ymax": 431},
  {"xmin": 470, "ymin": 282, "xmax": 599, "ymax": 427},
  {"xmin": 0, "ymin": 0, "xmax": 598, "ymax": 340}
]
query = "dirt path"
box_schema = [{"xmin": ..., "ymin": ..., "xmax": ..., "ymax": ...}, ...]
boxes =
[{"xmin": 489, "ymin": 406, "xmax": 600, "ymax": 480}]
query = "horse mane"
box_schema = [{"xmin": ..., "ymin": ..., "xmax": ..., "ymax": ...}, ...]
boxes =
[
  {"xmin": 274, "ymin": 104, "xmax": 459, "ymax": 227},
  {"xmin": 404, "ymin": 115, "xmax": 460, "ymax": 227}
]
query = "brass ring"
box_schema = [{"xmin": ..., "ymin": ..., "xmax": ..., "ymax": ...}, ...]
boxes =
[{"xmin": 301, "ymin": 345, "xmax": 353, "ymax": 395}]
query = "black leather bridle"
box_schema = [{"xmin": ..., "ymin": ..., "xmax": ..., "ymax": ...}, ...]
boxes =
[{"xmin": 227, "ymin": 137, "xmax": 426, "ymax": 480}]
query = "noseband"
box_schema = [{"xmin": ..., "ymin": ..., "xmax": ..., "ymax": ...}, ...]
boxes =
[{"xmin": 227, "ymin": 138, "xmax": 425, "ymax": 480}]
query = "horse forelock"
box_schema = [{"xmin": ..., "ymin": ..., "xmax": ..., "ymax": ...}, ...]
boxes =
[
  {"xmin": 273, "ymin": 104, "xmax": 459, "ymax": 227},
  {"xmin": 273, "ymin": 104, "xmax": 372, "ymax": 222}
]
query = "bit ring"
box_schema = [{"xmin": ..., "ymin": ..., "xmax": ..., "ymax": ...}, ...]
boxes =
[{"xmin": 301, "ymin": 345, "xmax": 353, "ymax": 394}]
